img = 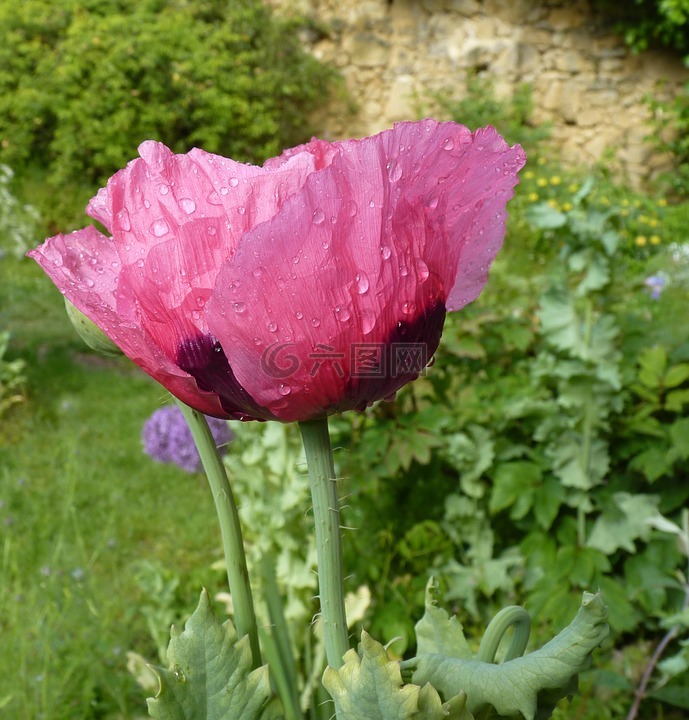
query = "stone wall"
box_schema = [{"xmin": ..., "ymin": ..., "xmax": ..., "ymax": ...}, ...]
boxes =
[{"xmin": 270, "ymin": 0, "xmax": 689, "ymax": 185}]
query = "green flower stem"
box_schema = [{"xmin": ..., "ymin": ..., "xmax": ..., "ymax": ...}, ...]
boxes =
[
  {"xmin": 299, "ymin": 417, "xmax": 349, "ymax": 670},
  {"xmin": 476, "ymin": 605, "xmax": 531, "ymax": 663},
  {"xmin": 176, "ymin": 400, "xmax": 261, "ymax": 668}
]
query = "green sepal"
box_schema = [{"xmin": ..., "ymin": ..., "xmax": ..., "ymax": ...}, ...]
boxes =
[
  {"xmin": 147, "ymin": 589, "xmax": 282, "ymax": 720},
  {"xmin": 64, "ymin": 299, "xmax": 122, "ymax": 356},
  {"xmin": 323, "ymin": 631, "xmax": 470, "ymax": 720},
  {"xmin": 407, "ymin": 591, "xmax": 609, "ymax": 720}
]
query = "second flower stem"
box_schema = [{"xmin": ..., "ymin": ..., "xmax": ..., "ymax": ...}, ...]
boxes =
[
  {"xmin": 176, "ymin": 400, "xmax": 261, "ymax": 668},
  {"xmin": 299, "ymin": 417, "xmax": 349, "ymax": 670}
]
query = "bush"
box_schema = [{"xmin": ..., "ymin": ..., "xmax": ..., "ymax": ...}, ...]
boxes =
[{"xmin": 0, "ymin": 0, "xmax": 337, "ymax": 188}]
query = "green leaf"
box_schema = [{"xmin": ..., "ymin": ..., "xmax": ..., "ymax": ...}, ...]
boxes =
[
  {"xmin": 587, "ymin": 492, "xmax": 661, "ymax": 554},
  {"xmin": 664, "ymin": 362, "xmax": 689, "ymax": 388},
  {"xmin": 638, "ymin": 346, "xmax": 667, "ymax": 389},
  {"xmin": 147, "ymin": 590, "xmax": 280, "ymax": 720},
  {"xmin": 670, "ymin": 417, "xmax": 689, "ymax": 460},
  {"xmin": 415, "ymin": 579, "xmax": 472, "ymax": 659},
  {"xmin": 323, "ymin": 631, "xmax": 469, "ymax": 720},
  {"xmin": 525, "ymin": 202, "xmax": 567, "ymax": 229},
  {"xmin": 408, "ymin": 593, "xmax": 609, "ymax": 720}
]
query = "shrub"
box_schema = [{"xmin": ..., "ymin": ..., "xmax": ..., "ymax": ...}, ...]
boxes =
[{"xmin": 0, "ymin": 0, "xmax": 337, "ymax": 188}]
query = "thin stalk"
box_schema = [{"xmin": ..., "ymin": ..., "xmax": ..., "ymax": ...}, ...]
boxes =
[
  {"xmin": 299, "ymin": 417, "xmax": 349, "ymax": 670},
  {"xmin": 176, "ymin": 400, "xmax": 261, "ymax": 668}
]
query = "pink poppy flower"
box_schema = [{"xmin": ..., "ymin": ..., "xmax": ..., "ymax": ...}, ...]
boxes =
[{"xmin": 29, "ymin": 120, "xmax": 525, "ymax": 422}]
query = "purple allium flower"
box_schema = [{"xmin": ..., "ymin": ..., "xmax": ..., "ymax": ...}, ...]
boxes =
[
  {"xmin": 644, "ymin": 274, "xmax": 667, "ymax": 299},
  {"xmin": 142, "ymin": 405, "xmax": 234, "ymax": 473}
]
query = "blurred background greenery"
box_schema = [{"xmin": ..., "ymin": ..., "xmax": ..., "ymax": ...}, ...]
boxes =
[{"xmin": 1, "ymin": 1, "xmax": 689, "ymax": 719}]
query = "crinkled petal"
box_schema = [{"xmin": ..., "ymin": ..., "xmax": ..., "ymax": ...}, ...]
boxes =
[{"xmin": 208, "ymin": 119, "xmax": 524, "ymax": 421}]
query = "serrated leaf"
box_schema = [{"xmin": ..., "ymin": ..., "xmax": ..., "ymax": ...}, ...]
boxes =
[
  {"xmin": 638, "ymin": 346, "xmax": 667, "ymax": 389},
  {"xmin": 415, "ymin": 579, "xmax": 473, "ymax": 659},
  {"xmin": 664, "ymin": 363, "xmax": 689, "ymax": 388},
  {"xmin": 670, "ymin": 418, "xmax": 689, "ymax": 460},
  {"xmin": 323, "ymin": 631, "xmax": 469, "ymax": 720},
  {"xmin": 147, "ymin": 590, "xmax": 280, "ymax": 720},
  {"xmin": 587, "ymin": 492, "xmax": 661, "ymax": 554},
  {"xmin": 408, "ymin": 593, "xmax": 609, "ymax": 720}
]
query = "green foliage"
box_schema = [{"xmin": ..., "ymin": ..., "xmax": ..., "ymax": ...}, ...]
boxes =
[
  {"xmin": 0, "ymin": 330, "xmax": 26, "ymax": 417},
  {"xmin": 147, "ymin": 590, "xmax": 281, "ymax": 720},
  {"xmin": 0, "ymin": 0, "xmax": 336, "ymax": 190},
  {"xmin": 0, "ymin": 164, "xmax": 40, "ymax": 258}
]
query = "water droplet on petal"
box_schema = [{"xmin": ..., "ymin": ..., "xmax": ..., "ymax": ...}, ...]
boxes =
[
  {"xmin": 349, "ymin": 201, "xmax": 358, "ymax": 217},
  {"xmin": 355, "ymin": 272, "xmax": 369, "ymax": 294},
  {"xmin": 219, "ymin": 186, "xmax": 229, "ymax": 196},
  {"xmin": 268, "ymin": 321, "xmax": 278, "ymax": 333},
  {"xmin": 295, "ymin": 311, "xmax": 304, "ymax": 320},
  {"xmin": 292, "ymin": 256, "xmax": 299, "ymax": 265},
  {"xmin": 233, "ymin": 302, "xmax": 246, "ymax": 313},
  {"xmin": 229, "ymin": 177, "xmax": 239, "ymax": 187},
  {"xmin": 85, "ymin": 278, "xmax": 95, "ymax": 288},
  {"xmin": 443, "ymin": 137, "xmax": 455, "ymax": 151},
  {"xmin": 143, "ymin": 199, "xmax": 151, "ymax": 209},
  {"xmin": 369, "ymin": 199, "xmax": 375, "ymax": 208},
  {"xmin": 334, "ymin": 305, "xmax": 350, "ymax": 322},
  {"xmin": 416, "ymin": 258, "xmax": 430, "ymax": 281},
  {"xmin": 381, "ymin": 246, "xmax": 392, "ymax": 260},
  {"xmin": 400, "ymin": 300, "xmax": 416, "ymax": 314},
  {"xmin": 321, "ymin": 241, "xmax": 330, "ymax": 250},
  {"xmin": 116, "ymin": 208, "xmax": 131, "ymax": 231},
  {"xmin": 360, "ymin": 310, "xmax": 376, "ymax": 334},
  {"xmin": 312, "ymin": 208, "xmax": 325, "ymax": 224},
  {"xmin": 179, "ymin": 198, "xmax": 196, "ymax": 215},
  {"xmin": 207, "ymin": 191, "xmax": 222, "ymax": 205},
  {"xmin": 429, "ymin": 196, "xmax": 439, "ymax": 209},
  {"xmin": 207, "ymin": 226, "xmax": 217, "ymax": 236},
  {"xmin": 159, "ymin": 184, "xmax": 169, "ymax": 195},
  {"xmin": 252, "ymin": 267, "xmax": 263, "ymax": 277},
  {"xmin": 150, "ymin": 219, "xmax": 169, "ymax": 237},
  {"xmin": 278, "ymin": 384, "xmax": 291, "ymax": 396},
  {"xmin": 399, "ymin": 264, "xmax": 409, "ymax": 277},
  {"xmin": 136, "ymin": 258, "xmax": 144, "ymax": 268},
  {"xmin": 386, "ymin": 160, "xmax": 403, "ymax": 182},
  {"xmin": 237, "ymin": 206, "xmax": 246, "ymax": 215},
  {"xmin": 311, "ymin": 317, "xmax": 320, "ymax": 328}
]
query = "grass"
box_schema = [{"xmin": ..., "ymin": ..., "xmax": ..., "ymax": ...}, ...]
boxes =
[{"xmin": 0, "ymin": 258, "xmax": 226, "ymax": 719}]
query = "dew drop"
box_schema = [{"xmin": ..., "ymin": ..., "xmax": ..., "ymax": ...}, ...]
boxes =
[
  {"xmin": 179, "ymin": 197, "xmax": 196, "ymax": 215},
  {"xmin": 229, "ymin": 177, "xmax": 239, "ymax": 187},
  {"xmin": 292, "ymin": 256, "xmax": 299, "ymax": 265},
  {"xmin": 415, "ymin": 258, "xmax": 430, "ymax": 281},
  {"xmin": 149, "ymin": 219, "xmax": 169, "ymax": 237},
  {"xmin": 369, "ymin": 199, "xmax": 376, "ymax": 208},
  {"xmin": 443, "ymin": 137, "xmax": 455, "ymax": 151},
  {"xmin": 159, "ymin": 184, "xmax": 169, "ymax": 195},
  {"xmin": 355, "ymin": 272, "xmax": 369, "ymax": 294},
  {"xmin": 381, "ymin": 246, "xmax": 392, "ymax": 260},
  {"xmin": 136, "ymin": 258, "xmax": 144, "ymax": 268},
  {"xmin": 207, "ymin": 225, "xmax": 217, "ymax": 236},
  {"xmin": 386, "ymin": 160, "xmax": 403, "ymax": 182},
  {"xmin": 116, "ymin": 208, "xmax": 131, "ymax": 231},
  {"xmin": 311, "ymin": 317, "xmax": 321, "ymax": 327},
  {"xmin": 268, "ymin": 321, "xmax": 278, "ymax": 333},
  {"xmin": 278, "ymin": 384, "xmax": 292, "ymax": 396},
  {"xmin": 334, "ymin": 305, "xmax": 350, "ymax": 322},
  {"xmin": 233, "ymin": 302, "xmax": 246, "ymax": 314},
  {"xmin": 207, "ymin": 191, "xmax": 222, "ymax": 205},
  {"xmin": 399, "ymin": 264, "xmax": 409, "ymax": 277},
  {"xmin": 143, "ymin": 199, "xmax": 151, "ymax": 209},
  {"xmin": 252, "ymin": 267, "xmax": 263, "ymax": 277},
  {"xmin": 321, "ymin": 241, "xmax": 330, "ymax": 250},
  {"xmin": 295, "ymin": 311, "xmax": 304, "ymax": 320},
  {"xmin": 312, "ymin": 208, "xmax": 325, "ymax": 224},
  {"xmin": 360, "ymin": 311, "xmax": 376, "ymax": 335},
  {"xmin": 219, "ymin": 186, "xmax": 229, "ymax": 196},
  {"xmin": 85, "ymin": 278, "xmax": 95, "ymax": 288},
  {"xmin": 400, "ymin": 300, "xmax": 417, "ymax": 314},
  {"xmin": 237, "ymin": 206, "xmax": 246, "ymax": 215},
  {"xmin": 349, "ymin": 201, "xmax": 358, "ymax": 217},
  {"xmin": 429, "ymin": 196, "xmax": 439, "ymax": 209}
]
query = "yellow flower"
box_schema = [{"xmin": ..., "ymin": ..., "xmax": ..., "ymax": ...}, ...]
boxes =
[
  {"xmin": 550, "ymin": 176, "xmax": 562, "ymax": 185},
  {"xmin": 562, "ymin": 202, "xmax": 573, "ymax": 211},
  {"xmin": 648, "ymin": 218, "xmax": 659, "ymax": 227},
  {"xmin": 568, "ymin": 184, "xmax": 578, "ymax": 193},
  {"xmin": 650, "ymin": 235, "xmax": 661, "ymax": 245},
  {"xmin": 621, "ymin": 198, "xmax": 629, "ymax": 207},
  {"xmin": 658, "ymin": 198, "xmax": 667, "ymax": 207},
  {"xmin": 524, "ymin": 170, "xmax": 535, "ymax": 179},
  {"xmin": 537, "ymin": 177, "xmax": 548, "ymax": 187},
  {"xmin": 548, "ymin": 199, "xmax": 559, "ymax": 209},
  {"xmin": 528, "ymin": 192, "xmax": 539, "ymax": 202},
  {"xmin": 600, "ymin": 197, "xmax": 610, "ymax": 205},
  {"xmin": 635, "ymin": 235, "xmax": 647, "ymax": 246}
]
